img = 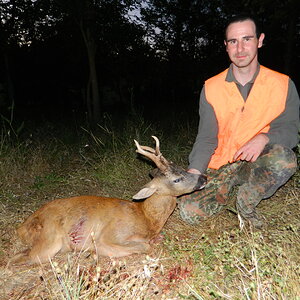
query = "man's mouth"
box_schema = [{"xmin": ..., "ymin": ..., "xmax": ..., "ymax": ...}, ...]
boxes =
[{"xmin": 236, "ymin": 54, "xmax": 247, "ymax": 59}]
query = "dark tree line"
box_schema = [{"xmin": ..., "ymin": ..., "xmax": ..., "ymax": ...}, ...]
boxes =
[{"xmin": 0, "ymin": 0, "xmax": 299, "ymax": 125}]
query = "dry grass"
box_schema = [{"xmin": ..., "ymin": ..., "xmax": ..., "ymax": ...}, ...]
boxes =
[{"xmin": 0, "ymin": 120, "xmax": 299, "ymax": 299}]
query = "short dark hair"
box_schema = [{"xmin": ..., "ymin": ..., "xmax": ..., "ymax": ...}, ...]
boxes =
[{"xmin": 224, "ymin": 14, "xmax": 262, "ymax": 40}]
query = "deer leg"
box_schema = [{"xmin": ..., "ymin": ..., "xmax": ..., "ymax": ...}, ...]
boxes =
[
  {"xmin": 96, "ymin": 230, "xmax": 151, "ymax": 258},
  {"xmin": 96, "ymin": 240, "xmax": 151, "ymax": 258},
  {"xmin": 9, "ymin": 234, "xmax": 63, "ymax": 266}
]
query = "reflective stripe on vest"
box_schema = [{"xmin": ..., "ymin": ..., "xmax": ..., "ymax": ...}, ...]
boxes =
[{"xmin": 205, "ymin": 65, "xmax": 289, "ymax": 169}]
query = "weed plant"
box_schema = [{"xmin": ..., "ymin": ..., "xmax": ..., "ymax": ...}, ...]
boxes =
[{"xmin": 0, "ymin": 114, "xmax": 299, "ymax": 299}]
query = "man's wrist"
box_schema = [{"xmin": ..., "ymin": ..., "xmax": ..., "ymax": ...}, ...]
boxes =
[{"xmin": 259, "ymin": 133, "xmax": 270, "ymax": 144}]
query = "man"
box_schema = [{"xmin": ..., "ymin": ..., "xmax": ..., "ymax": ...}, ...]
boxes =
[{"xmin": 178, "ymin": 15, "xmax": 299, "ymax": 228}]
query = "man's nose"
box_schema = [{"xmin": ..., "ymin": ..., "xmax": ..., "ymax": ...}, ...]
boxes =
[{"xmin": 237, "ymin": 41, "xmax": 244, "ymax": 52}]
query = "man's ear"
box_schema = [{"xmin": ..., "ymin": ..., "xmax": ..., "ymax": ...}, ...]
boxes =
[
  {"xmin": 258, "ymin": 33, "xmax": 265, "ymax": 48},
  {"xmin": 224, "ymin": 40, "xmax": 229, "ymax": 52}
]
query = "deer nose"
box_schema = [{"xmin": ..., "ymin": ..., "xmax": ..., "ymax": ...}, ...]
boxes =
[{"xmin": 194, "ymin": 174, "xmax": 207, "ymax": 190}]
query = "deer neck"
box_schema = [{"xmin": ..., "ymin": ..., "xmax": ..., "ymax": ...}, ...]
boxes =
[{"xmin": 141, "ymin": 194, "xmax": 176, "ymax": 233}]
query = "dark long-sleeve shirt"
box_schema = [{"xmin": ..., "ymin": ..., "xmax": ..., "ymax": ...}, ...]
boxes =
[{"xmin": 189, "ymin": 64, "xmax": 300, "ymax": 173}]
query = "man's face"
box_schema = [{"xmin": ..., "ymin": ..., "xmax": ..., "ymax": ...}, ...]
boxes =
[{"xmin": 224, "ymin": 20, "xmax": 264, "ymax": 69}]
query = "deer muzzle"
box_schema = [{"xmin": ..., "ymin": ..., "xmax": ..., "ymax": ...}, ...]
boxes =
[{"xmin": 194, "ymin": 174, "xmax": 207, "ymax": 191}]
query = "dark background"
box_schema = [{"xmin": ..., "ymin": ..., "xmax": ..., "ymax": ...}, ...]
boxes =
[{"xmin": 0, "ymin": 0, "xmax": 299, "ymax": 127}]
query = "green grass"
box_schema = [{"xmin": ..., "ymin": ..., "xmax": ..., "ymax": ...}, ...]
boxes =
[{"xmin": 0, "ymin": 114, "xmax": 299, "ymax": 299}]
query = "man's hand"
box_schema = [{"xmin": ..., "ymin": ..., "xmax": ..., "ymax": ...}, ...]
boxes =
[
  {"xmin": 233, "ymin": 134, "xmax": 269, "ymax": 162},
  {"xmin": 187, "ymin": 168, "xmax": 202, "ymax": 174}
]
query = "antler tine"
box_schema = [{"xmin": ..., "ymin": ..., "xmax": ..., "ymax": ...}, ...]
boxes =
[
  {"xmin": 134, "ymin": 137, "xmax": 169, "ymax": 172},
  {"xmin": 134, "ymin": 139, "xmax": 154, "ymax": 156},
  {"xmin": 138, "ymin": 145, "xmax": 156, "ymax": 154},
  {"xmin": 151, "ymin": 135, "xmax": 170, "ymax": 168},
  {"xmin": 151, "ymin": 136, "xmax": 161, "ymax": 156},
  {"xmin": 136, "ymin": 136, "xmax": 161, "ymax": 154}
]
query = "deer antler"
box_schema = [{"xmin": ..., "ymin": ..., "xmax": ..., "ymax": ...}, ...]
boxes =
[{"xmin": 134, "ymin": 136, "xmax": 170, "ymax": 172}]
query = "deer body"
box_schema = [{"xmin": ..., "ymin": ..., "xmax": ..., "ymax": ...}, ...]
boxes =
[{"xmin": 10, "ymin": 137, "xmax": 206, "ymax": 265}]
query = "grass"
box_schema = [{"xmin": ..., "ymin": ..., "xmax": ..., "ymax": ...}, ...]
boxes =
[{"xmin": 0, "ymin": 114, "xmax": 299, "ymax": 299}]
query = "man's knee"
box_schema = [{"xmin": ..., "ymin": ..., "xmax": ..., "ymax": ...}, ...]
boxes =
[
  {"xmin": 236, "ymin": 144, "xmax": 297, "ymax": 214},
  {"xmin": 258, "ymin": 144, "xmax": 297, "ymax": 175},
  {"xmin": 178, "ymin": 202, "xmax": 208, "ymax": 225},
  {"xmin": 260, "ymin": 144, "xmax": 297, "ymax": 166},
  {"xmin": 178, "ymin": 193, "xmax": 224, "ymax": 225}
]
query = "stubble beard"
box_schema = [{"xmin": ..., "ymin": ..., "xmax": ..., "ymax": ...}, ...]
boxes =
[{"xmin": 232, "ymin": 53, "xmax": 257, "ymax": 69}]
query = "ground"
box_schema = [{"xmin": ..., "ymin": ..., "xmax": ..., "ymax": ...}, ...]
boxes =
[
  {"xmin": 0, "ymin": 175, "xmax": 299, "ymax": 299},
  {"xmin": 0, "ymin": 131, "xmax": 299, "ymax": 299}
]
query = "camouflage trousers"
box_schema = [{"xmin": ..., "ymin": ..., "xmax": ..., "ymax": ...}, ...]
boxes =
[{"xmin": 178, "ymin": 144, "xmax": 297, "ymax": 225}]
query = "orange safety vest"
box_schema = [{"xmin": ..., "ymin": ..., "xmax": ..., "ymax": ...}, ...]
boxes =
[{"xmin": 205, "ymin": 65, "xmax": 289, "ymax": 169}]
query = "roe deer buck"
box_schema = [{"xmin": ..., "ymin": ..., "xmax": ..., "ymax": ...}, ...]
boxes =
[{"xmin": 10, "ymin": 136, "xmax": 207, "ymax": 265}]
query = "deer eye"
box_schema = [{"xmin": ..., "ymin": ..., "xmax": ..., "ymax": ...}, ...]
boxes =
[{"xmin": 173, "ymin": 177, "xmax": 183, "ymax": 183}]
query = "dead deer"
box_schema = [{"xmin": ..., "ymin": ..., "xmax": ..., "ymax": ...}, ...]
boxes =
[{"xmin": 9, "ymin": 136, "xmax": 207, "ymax": 265}]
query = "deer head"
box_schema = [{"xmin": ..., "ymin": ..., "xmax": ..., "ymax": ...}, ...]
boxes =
[{"xmin": 133, "ymin": 136, "xmax": 207, "ymax": 199}]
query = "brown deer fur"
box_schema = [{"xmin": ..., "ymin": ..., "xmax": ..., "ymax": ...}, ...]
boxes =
[{"xmin": 10, "ymin": 136, "xmax": 206, "ymax": 265}]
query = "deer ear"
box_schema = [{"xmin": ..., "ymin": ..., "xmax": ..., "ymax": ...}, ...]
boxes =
[{"xmin": 132, "ymin": 187, "xmax": 157, "ymax": 200}]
